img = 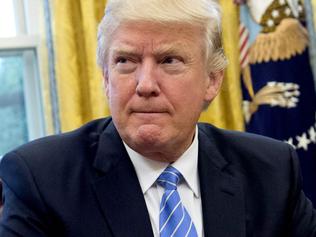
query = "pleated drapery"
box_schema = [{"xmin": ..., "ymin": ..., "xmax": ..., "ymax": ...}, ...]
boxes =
[
  {"xmin": 200, "ymin": 1, "xmax": 244, "ymax": 131},
  {"xmin": 50, "ymin": 0, "xmax": 108, "ymax": 132}
]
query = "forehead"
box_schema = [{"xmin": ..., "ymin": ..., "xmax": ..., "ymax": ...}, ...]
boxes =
[{"xmin": 108, "ymin": 21, "xmax": 204, "ymax": 55}]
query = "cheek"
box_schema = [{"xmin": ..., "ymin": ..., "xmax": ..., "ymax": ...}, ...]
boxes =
[
  {"xmin": 171, "ymin": 79, "xmax": 206, "ymax": 104},
  {"xmin": 108, "ymin": 78, "xmax": 135, "ymax": 109},
  {"xmin": 177, "ymin": 85, "xmax": 207, "ymax": 117}
]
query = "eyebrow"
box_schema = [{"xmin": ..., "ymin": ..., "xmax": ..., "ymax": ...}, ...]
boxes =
[
  {"xmin": 110, "ymin": 41, "xmax": 192, "ymax": 58},
  {"xmin": 110, "ymin": 46, "xmax": 141, "ymax": 58},
  {"xmin": 153, "ymin": 43, "xmax": 191, "ymax": 57}
]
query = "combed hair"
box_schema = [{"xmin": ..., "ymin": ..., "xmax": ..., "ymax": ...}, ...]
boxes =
[{"xmin": 96, "ymin": 0, "xmax": 227, "ymax": 73}]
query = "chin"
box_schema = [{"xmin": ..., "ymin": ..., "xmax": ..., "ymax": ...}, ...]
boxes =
[
  {"xmin": 122, "ymin": 125, "xmax": 168, "ymax": 150},
  {"xmin": 135, "ymin": 124, "xmax": 164, "ymax": 145}
]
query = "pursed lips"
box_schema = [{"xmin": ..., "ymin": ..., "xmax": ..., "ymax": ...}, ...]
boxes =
[
  {"xmin": 129, "ymin": 106, "xmax": 169, "ymax": 113},
  {"xmin": 130, "ymin": 109, "xmax": 170, "ymax": 116},
  {"xmin": 128, "ymin": 104, "xmax": 171, "ymax": 117},
  {"xmin": 132, "ymin": 111, "xmax": 168, "ymax": 114}
]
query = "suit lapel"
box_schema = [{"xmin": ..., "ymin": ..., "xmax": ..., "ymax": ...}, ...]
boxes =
[
  {"xmin": 198, "ymin": 126, "xmax": 246, "ymax": 237},
  {"xmin": 89, "ymin": 120, "xmax": 246, "ymax": 237},
  {"xmin": 91, "ymin": 122, "xmax": 154, "ymax": 237}
]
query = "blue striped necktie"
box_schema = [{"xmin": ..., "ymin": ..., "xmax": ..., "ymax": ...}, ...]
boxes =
[{"xmin": 157, "ymin": 166, "xmax": 198, "ymax": 237}]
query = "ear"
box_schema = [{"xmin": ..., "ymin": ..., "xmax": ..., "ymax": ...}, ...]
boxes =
[
  {"xmin": 204, "ymin": 70, "xmax": 224, "ymax": 103},
  {"xmin": 103, "ymin": 69, "xmax": 109, "ymax": 98}
]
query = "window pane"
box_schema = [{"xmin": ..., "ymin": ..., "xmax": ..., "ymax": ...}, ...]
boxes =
[
  {"xmin": 0, "ymin": 53, "xmax": 28, "ymax": 155},
  {"xmin": 0, "ymin": 0, "xmax": 17, "ymax": 37}
]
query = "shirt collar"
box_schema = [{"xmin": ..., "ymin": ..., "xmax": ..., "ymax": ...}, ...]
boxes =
[{"xmin": 125, "ymin": 126, "xmax": 200, "ymax": 198}]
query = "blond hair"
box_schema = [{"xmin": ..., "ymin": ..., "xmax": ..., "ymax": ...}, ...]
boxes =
[{"xmin": 97, "ymin": 0, "xmax": 227, "ymax": 73}]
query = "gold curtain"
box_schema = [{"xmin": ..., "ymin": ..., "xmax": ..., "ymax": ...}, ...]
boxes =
[
  {"xmin": 51, "ymin": 0, "xmax": 244, "ymax": 132},
  {"xmin": 51, "ymin": 0, "xmax": 108, "ymax": 132},
  {"xmin": 199, "ymin": 1, "xmax": 244, "ymax": 131},
  {"xmin": 38, "ymin": 3, "xmax": 54, "ymax": 135}
]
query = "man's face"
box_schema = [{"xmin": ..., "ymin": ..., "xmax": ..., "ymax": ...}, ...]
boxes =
[{"xmin": 104, "ymin": 22, "xmax": 222, "ymax": 161}]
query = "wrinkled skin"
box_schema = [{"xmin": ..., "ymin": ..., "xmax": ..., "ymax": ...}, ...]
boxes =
[{"xmin": 104, "ymin": 22, "xmax": 223, "ymax": 162}]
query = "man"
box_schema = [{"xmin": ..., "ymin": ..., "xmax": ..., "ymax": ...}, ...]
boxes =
[{"xmin": 0, "ymin": 0, "xmax": 315, "ymax": 236}]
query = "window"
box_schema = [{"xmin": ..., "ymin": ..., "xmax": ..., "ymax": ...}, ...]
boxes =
[
  {"xmin": 0, "ymin": 0, "xmax": 17, "ymax": 37},
  {"xmin": 0, "ymin": 0, "xmax": 45, "ymax": 156}
]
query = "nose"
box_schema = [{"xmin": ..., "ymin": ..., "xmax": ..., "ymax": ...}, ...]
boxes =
[{"xmin": 136, "ymin": 60, "xmax": 160, "ymax": 97}]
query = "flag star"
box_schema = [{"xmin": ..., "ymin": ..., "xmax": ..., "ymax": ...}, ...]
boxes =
[
  {"xmin": 309, "ymin": 127, "xmax": 316, "ymax": 143},
  {"xmin": 285, "ymin": 138, "xmax": 296, "ymax": 149},
  {"xmin": 296, "ymin": 133, "xmax": 310, "ymax": 151}
]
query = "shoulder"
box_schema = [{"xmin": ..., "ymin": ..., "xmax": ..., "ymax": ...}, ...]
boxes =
[
  {"xmin": 198, "ymin": 122, "xmax": 291, "ymax": 151},
  {"xmin": 198, "ymin": 124, "xmax": 316, "ymax": 233},
  {"xmin": 198, "ymin": 122, "xmax": 295, "ymax": 170},
  {"xmin": 0, "ymin": 117, "xmax": 118, "ymax": 234},
  {"xmin": 0, "ymin": 117, "xmax": 113, "ymax": 183},
  {"xmin": 5, "ymin": 118, "xmax": 111, "ymax": 159}
]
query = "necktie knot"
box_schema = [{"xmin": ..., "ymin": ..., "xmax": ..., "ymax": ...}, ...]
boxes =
[{"xmin": 157, "ymin": 166, "xmax": 182, "ymax": 190}]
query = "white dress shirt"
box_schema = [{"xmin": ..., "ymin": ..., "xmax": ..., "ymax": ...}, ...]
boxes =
[{"xmin": 125, "ymin": 127, "xmax": 204, "ymax": 237}]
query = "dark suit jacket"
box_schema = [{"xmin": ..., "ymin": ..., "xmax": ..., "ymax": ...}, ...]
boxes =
[{"xmin": 0, "ymin": 118, "xmax": 315, "ymax": 237}]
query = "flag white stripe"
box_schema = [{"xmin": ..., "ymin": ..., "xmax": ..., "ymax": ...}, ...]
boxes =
[
  {"xmin": 239, "ymin": 32, "xmax": 249, "ymax": 47},
  {"xmin": 240, "ymin": 43, "xmax": 249, "ymax": 59}
]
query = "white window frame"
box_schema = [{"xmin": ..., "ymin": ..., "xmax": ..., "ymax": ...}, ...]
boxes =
[{"xmin": 0, "ymin": 0, "xmax": 45, "ymax": 142}]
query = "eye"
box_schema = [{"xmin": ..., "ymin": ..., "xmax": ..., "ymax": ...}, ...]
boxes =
[
  {"xmin": 113, "ymin": 56, "xmax": 137, "ymax": 73},
  {"xmin": 160, "ymin": 56, "xmax": 186, "ymax": 74},
  {"xmin": 116, "ymin": 56, "xmax": 129, "ymax": 64},
  {"xmin": 161, "ymin": 56, "xmax": 182, "ymax": 64}
]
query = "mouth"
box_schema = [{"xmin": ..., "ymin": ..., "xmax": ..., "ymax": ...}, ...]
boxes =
[
  {"xmin": 130, "ymin": 107, "xmax": 169, "ymax": 113},
  {"xmin": 132, "ymin": 111, "xmax": 168, "ymax": 115},
  {"xmin": 133, "ymin": 111, "xmax": 164, "ymax": 113},
  {"xmin": 131, "ymin": 110, "xmax": 169, "ymax": 118}
]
